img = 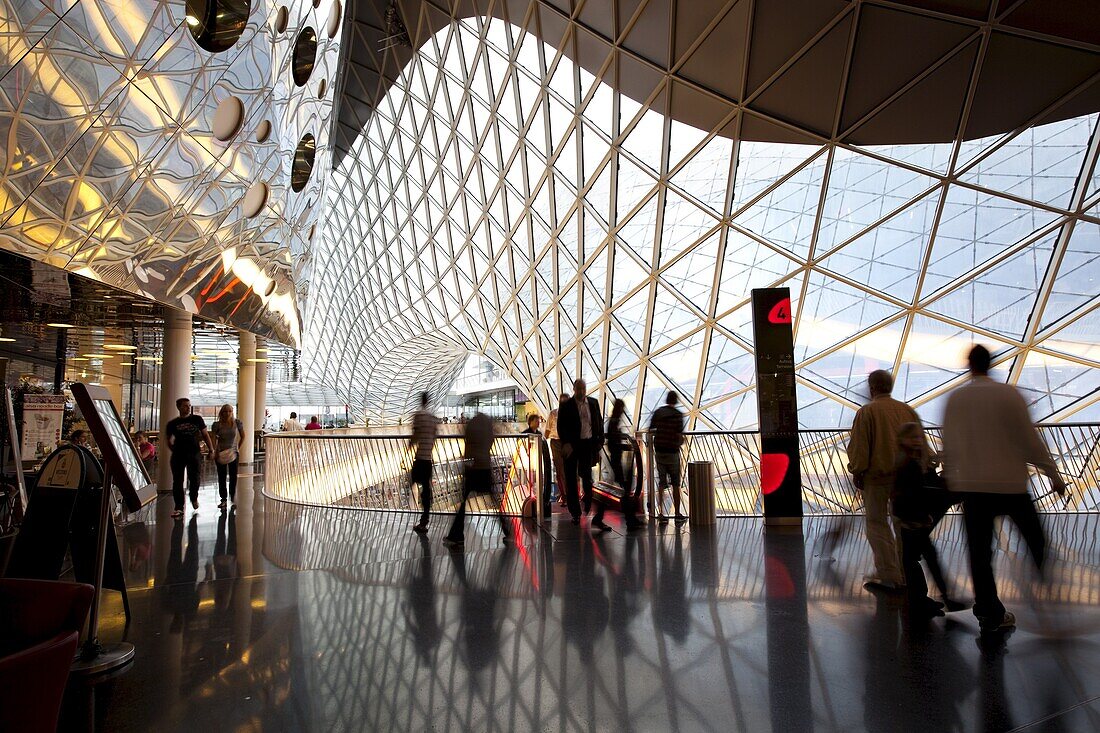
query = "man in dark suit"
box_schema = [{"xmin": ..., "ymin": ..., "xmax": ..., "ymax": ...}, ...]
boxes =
[{"xmin": 557, "ymin": 378, "xmax": 608, "ymax": 530}]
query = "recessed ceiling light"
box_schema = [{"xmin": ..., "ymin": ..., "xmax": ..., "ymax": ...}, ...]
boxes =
[
  {"xmin": 136, "ymin": 356, "xmax": 158, "ymax": 361},
  {"xmin": 83, "ymin": 353, "xmax": 112, "ymax": 359},
  {"xmin": 104, "ymin": 344, "xmax": 136, "ymax": 351},
  {"xmin": 70, "ymin": 357, "xmax": 89, "ymax": 362},
  {"xmin": 247, "ymin": 358, "xmax": 270, "ymax": 363},
  {"xmin": 119, "ymin": 362, "xmax": 134, "ymax": 366},
  {"xmin": 47, "ymin": 322, "xmax": 74, "ymax": 328},
  {"xmin": 0, "ymin": 337, "xmax": 15, "ymax": 343}
]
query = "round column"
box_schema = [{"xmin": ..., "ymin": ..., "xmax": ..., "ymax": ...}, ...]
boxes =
[
  {"xmin": 237, "ymin": 331, "xmax": 256, "ymax": 464},
  {"xmin": 254, "ymin": 338, "xmax": 268, "ymax": 437},
  {"xmin": 157, "ymin": 310, "xmax": 192, "ymax": 492}
]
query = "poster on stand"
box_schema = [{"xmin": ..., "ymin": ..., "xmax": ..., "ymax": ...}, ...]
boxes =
[{"xmin": 22, "ymin": 394, "xmax": 66, "ymax": 459}]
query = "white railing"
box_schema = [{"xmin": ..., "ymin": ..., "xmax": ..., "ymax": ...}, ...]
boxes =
[{"xmin": 265, "ymin": 424, "xmax": 1100, "ymax": 516}]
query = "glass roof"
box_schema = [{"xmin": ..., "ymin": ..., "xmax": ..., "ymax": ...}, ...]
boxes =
[{"xmin": 306, "ymin": 16, "xmax": 1100, "ymax": 428}]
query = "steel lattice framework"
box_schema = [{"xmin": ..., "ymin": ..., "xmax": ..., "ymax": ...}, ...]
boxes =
[{"xmin": 307, "ymin": 6, "xmax": 1100, "ymax": 427}]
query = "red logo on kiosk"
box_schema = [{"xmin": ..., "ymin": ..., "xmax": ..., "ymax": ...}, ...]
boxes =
[
  {"xmin": 760, "ymin": 453, "xmax": 790, "ymax": 495},
  {"xmin": 767, "ymin": 298, "xmax": 792, "ymax": 324}
]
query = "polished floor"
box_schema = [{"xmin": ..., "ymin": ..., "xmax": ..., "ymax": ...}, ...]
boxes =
[{"xmin": 61, "ymin": 468, "xmax": 1100, "ymax": 732}]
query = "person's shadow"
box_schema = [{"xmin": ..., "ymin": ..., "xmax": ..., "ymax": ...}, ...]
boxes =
[
  {"xmin": 450, "ymin": 545, "xmax": 514, "ymax": 672},
  {"xmin": 163, "ymin": 516, "xmax": 201, "ymax": 633},
  {"xmin": 861, "ymin": 589, "xmax": 976, "ymax": 733},
  {"xmin": 405, "ymin": 534, "xmax": 442, "ymax": 664},
  {"xmin": 654, "ymin": 530, "xmax": 689, "ymax": 644},
  {"xmin": 561, "ymin": 534, "xmax": 609, "ymax": 664},
  {"xmin": 607, "ymin": 533, "xmax": 645, "ymax": 657}
]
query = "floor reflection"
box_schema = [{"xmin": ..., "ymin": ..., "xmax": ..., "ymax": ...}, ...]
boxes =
[{"xmin": 62, "ymin": 473, "xmax": 1100, "ymax": 732}]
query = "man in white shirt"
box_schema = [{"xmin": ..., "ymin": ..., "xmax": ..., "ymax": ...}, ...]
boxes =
[
  {"xmin": 943, "ymin": 345, "xmax": 1066, "ymax": 634},
  {"xmin": 410, "ymin": 392, "xmax": 439, "ymax": 533},
  {"xmin": 282, "ymin": 412, "xmax": 303, "ymax": 431}
]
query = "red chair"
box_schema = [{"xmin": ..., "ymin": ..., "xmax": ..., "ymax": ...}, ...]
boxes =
[{"xmin": 0, "ymin": 579, "xmax": 95, "ymax": 733}]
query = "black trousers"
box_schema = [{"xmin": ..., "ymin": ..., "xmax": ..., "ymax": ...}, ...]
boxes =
[
  {"xmin": 216, "ymin": 459, "xmax": 239, "ymax": 501},
  {"xmin": 609, "ymin": 447, "xmax": 642, "ymax": 528},
  {"xmin": 563, "ymin": 441, "xmax": 603, "ymax": 522},
  {"xmin": 411, "ymin": 459, "xmax": 433, "ymax": 525},
  {"xmin": 446, "ymin": 467, "xmax": 511, "ymax": 542},
  {"xmin": 962, "ymin": 492, "xmax": 1046, "ymax": 621},
  {"xmin": 898, "ymin": 524, "xmax": 950, "ymax": 604},
  {"xmin": 171, "ymin": 453, "xmax": 201, "ymax": 510}
]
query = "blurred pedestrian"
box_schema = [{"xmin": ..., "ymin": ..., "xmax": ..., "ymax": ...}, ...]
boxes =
[
  {"xmin": 305, "ymin": 415, "xmax": 322, "ymax": 430},
  {"xmin": 649, "ymin": 391, "xmax": 686, "ymax": 522},
  {"xmin": 444, "ymin": 412, "xmax": 512, "ymax": 546},
  {"xmin": 411, "ymin": 392, "xmax": 439, "ymax": 533},
  {"xmin": 847, "ymin": 370, "xmax": 927, "ymax": 590},
  {"xmin": 607, "ymin": 398, "xmax": 642, "ymax": 530},
  {"xmin": 558, "ymin": 379, "xmax": 608, "ymax": 530},
  {"xmin": 521, "ymin": 413, "xmax": 552, "ymax": 517},
  {"xmin": 943, "ymin": 345, "xmax": 1066, "ymax": 634},
  {"xmin": 892, "ymin": 422, "xmax": 963, "ymax": 616},
  {"xmin": 282, "ymin": 412, "xmax": 302, "ymax": 431},
  {"xmin": 547, "ymin": 393, "xmax": 569, "ymax": 506}
]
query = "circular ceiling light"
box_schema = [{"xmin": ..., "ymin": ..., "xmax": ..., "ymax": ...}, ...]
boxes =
[
  {"xmin": 255, "ymin": 119, "xmax": 272, "ymax": 143},
  {"xmin": 212, "ymin": 96, "xmax": 245, "ymax": 141},
  {"xmin": 291, "ymin": 133, "xmax": 316, "ymax": 192},
  {"xmin": 242, "ymin": 181, "xmax": 269, "ymax": 218},
  {"xmin": 47, "ymin": 322, "xmax": 74, "ymax": 328},
  {"xmin": 292, "ymin": 26, "xmax": 317, "ymax": 86},
  {"xmin": 264, "ymin": 279, "xmax": 277, "ymax": 296},
  {"xmin": 186, "ymin": 0, "xmax": 251, "ymax": 53},
  {"xmin": 326, "ymin": 0, "xmax": 341, "ymax": 37},
  {"xmin": 317, "ymin": 78, "xmax": 327, "ymax": 99}
]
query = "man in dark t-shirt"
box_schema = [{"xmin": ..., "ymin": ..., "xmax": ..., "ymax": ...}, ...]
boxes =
[{"xmin": 166, "ymin": 397, "xmax": 214, "ymax": 518}]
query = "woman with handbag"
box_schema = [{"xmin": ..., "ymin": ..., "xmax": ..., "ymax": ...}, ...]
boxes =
[
  {"xmin": 213, "ymin": 404, "xmax": 245, "ymax": 509},
  {"xmin": 893, "ymin": 422, "xmax": 965, "ymax": 616}
]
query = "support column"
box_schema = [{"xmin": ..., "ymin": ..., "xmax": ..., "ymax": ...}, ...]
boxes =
[
  {"xmin": 157, "ymin": 310, "xmax": 192, "ymax": 492},
  {"xmin": 254, "ymin": 338, "xmax": 268, "ymax": 438},
  {"xmin": 237, "ymin": 331, "xmax": 256, "ymax": 464}
]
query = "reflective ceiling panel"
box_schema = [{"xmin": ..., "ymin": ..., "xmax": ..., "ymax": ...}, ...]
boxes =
[{"xmin": 0, "ymin": 0, "xmax": 345, "ymax": 346}]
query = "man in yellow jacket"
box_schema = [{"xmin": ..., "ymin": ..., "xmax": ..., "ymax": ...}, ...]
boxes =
[{"xmin": 847, "ymin": 369, "xmax": 928, "ymax": 590}]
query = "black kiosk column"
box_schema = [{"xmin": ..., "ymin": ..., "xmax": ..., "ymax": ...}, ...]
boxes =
[{"xmin": 751, "ymin": 288, "xmax": 802, "ymax": 525}]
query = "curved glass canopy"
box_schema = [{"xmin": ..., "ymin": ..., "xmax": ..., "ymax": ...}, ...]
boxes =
[{"xmin": 307, "ymin": 16, "xmax": 1100, "ymax": 428}]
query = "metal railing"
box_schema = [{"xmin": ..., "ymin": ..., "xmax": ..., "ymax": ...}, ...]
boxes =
[
  {"xmin": 264, "ymin": 424, "xmax": 1100, "ymax": 516},
  {"xmin": 265, "ymin": 431, "xmax": 543, "ymax": 514}
]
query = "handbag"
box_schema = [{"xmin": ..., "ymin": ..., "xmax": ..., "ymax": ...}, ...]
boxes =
[{"xmin": 216, "ymin": 448, "xmax": 238, "ymax": 465}]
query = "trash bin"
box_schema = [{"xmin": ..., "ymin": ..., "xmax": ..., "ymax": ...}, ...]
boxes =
[{"xmin": 687, "ymin": 461, "xmax": 715, "ymax": 526}]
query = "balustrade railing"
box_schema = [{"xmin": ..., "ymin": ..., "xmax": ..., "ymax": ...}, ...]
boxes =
[
  {"xmin": 265, "ymin": 424, "xmax": 1100, "ymax": 516},
  {"xmin": 265, "ymin": 432, "xmax": 543, "ymax": 514}
]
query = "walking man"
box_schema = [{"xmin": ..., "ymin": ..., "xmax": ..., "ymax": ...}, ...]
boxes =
[
  {"xmin": 166, "ymin": 397, "xmax": 215, "ymax": 519},
  {"xmin": 411, "ymin": 392, "xmax": 439, "ymax": 533},
  {"xmin": 558, "ymin": 379, "xmax": 607, "ymax": 530},
  {"xmin": 847, "ymin": 370, "xmax": 926, "ymax": 590},
  {"xmin": 943, "ymin": 345, "xmax": 1066, "ymax": 633},
  {"xmin": 649, "ymin": 391, "xmax": 686, "ymax": 522},
  {"xmin": 444, "ymin": 411, "xmax": 512, "ymax": 546}
]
